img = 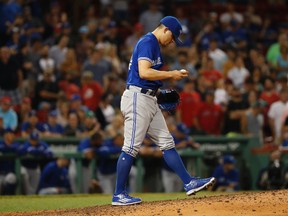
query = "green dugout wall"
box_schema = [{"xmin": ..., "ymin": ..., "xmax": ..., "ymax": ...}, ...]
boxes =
[{"xmin": 0, "ymin": 136, "xmax": 273, "ymax": 194}]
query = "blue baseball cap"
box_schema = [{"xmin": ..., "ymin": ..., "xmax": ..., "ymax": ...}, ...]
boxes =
[
  {"xmin": 49, "ymin": 110, "xmax": 57, "ymax": 117},
  {"xmin": 30, "ymin": 131, "xmax": 39, "ymax": 140},
  {"xmin": 160, "ymin": 16, "xmax": 183, "ymax": 44},
  {"xmin": 223, "ymin": 155, "xmax": 236, "ymax": 164}
]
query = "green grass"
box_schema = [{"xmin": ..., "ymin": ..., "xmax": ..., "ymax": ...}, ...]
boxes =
[{"xmin": 0, "ymin": 192, "xmax": 222, "ymax": 213}]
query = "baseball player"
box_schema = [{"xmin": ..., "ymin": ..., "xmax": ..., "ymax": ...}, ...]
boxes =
[
  {"xmin": 0, "ymin": 128, "xmax": 20, "ymax": 195},
  {"xmin": 37, "ymin": 157, "xmax": 71, "ymax": 195},
  {"xmin": 112, "ymin": 16, "xmax": 215, "ymax": 206},
  {"xmin": 18, "ymin": 131, "xmax": 53, "ymax": 194}
]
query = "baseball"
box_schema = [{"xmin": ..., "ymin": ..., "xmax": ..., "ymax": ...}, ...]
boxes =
[{"xmin": 180, "ymin": 69, "xmax": 186, "ymax": 72}]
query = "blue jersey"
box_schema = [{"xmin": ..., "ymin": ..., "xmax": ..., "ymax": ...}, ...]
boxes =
[
  {"xmin": 18, "ymin": 141, "xmax": 53, "ymax": 169},
  {"xmin": 21, "ymin": 122, "xmax": 45, "ymax": 133},
  {"xmin": 37, "ymin": 161, "xmax": 71, "ymax": 192},
  {"xmin": 127, "ymin": 32, "xmax": 163, "ymax": 90},
  {"xmin": 212, "ymin": 165, "xmax": 239, "ymax": 190},
  {"xmin": 43, "ymin": 123, "xmax": 64, "ymax": 135},
  {"xmin": 0, "ymin": 141, "xmax": 20, "ymax": 174},
  {"xmin": 96, "ymin": 139, "xmax": 122, "ymax": 175},
  {"xmin": 78, "ymin": 138, "xmax": 96, "ymax": 167}
]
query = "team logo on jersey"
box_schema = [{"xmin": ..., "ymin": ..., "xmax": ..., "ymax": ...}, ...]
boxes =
[{"xmin": 151, "ymin": 57, "xmax": 162, "ymax": 66}]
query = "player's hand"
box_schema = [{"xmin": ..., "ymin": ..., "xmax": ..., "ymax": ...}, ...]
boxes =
[{"xmin": 171, "ymin": 69, "xmax": 188, "ymax": 80}]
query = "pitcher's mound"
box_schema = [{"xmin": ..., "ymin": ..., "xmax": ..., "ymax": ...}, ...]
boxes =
[{"xmin": 6, "ymin": 190, "xmax": 288, "ymax": 216}]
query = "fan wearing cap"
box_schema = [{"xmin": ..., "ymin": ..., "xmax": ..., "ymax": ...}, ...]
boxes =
[
  {"xmin": 21, "ymin": 110, "xmax": 45, "ymax": 138},
  {"xmin": 0, "ymin": 129, "xmax": 20, "ymax": 195},
  {"xmin": 0, "ymin": 96, "xmax": 18, "ymax": 131},
  {"xmin": 18, "ymin": 131, "xmax": 53, "ymax": 194},
  {"xmin": 211, "ymin": 155, "xmax": 240, "ymax": 192},
  {"xmin": 42, "ymin": 110, "xmax": 64, "ymax": 138},
  {"xmin": 81, "ymin": 110, "xmax": 101, "ymax": 138},
  {"xmin": 112, "ymin": 15, "xmax": 215, "ymax": 206}
]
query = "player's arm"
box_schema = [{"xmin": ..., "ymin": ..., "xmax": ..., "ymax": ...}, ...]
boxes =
[{"xmin": 138, "ymin": 60, "xmax": 188, "ymax": 81}]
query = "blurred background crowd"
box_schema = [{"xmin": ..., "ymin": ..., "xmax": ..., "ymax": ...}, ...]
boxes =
[{"xmin": 1, "ymin": 0, "xmax": 288, "ymax": 195}]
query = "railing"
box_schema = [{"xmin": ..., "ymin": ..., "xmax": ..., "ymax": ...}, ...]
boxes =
[{"xmin": 0, "ymin": 135, "xmax": 265, "ymax": 194}]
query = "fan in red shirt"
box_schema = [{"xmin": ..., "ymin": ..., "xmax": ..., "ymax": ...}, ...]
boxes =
[
  {"xmin": 201, "ymin": 58, "xmax": 223, "ymax": 86},
  {"xmin": 80, "ymin": 71, "xmax": 103, "ymax": 111},
  {"xmin": 194, "ymin": 90, "xmax": 224, "ymax": 135},
  {"xmin": 259, "ymin": 77, "xmax": 280, "ymax": 134},
  {"xmin": 176, "ymin": 79, "xmax": 201, "ymax": 132}
]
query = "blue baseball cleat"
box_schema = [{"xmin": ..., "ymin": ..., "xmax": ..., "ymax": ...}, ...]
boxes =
[
  {"xmin": 112, "ymin": 192, "xmax": 142, "ymax": 206},
  {"xmin": 184, "ymin": 177, "xmax": 216, "ymax": 196}
]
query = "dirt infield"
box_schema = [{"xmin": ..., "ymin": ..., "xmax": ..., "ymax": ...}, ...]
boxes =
[{"xmin": 4, "ymin": 190, "xmax": 288, "ymax": 216}]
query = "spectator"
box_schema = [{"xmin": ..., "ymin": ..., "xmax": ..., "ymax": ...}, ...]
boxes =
[
  {"xmin": 125, "ymin": 23, "xmax": 144, "ymax": 52},
  {"xmin": 222, "ymin": 47, "xmax": 236, "ymax": 77},
  {"xmin": 276, "ymin": 44, "xmax": 288, "ymax": 79},
  {"xmin": 195, "ymin": 21, "xmax": 221, "ymax": 51},
  {"xmin": 259, "ymin": 78, "xmax": 280, "ymax": 129},
  {"xmin": 0, "ymin": 47, "xmax": 23, "ymax": 105},
  {"xmin": 169, "ymin": 50, "xmax": 197, "ymax": 83},
  {"xmin": 42, "ymin": 110, "xmax": 64, "ymax": 138},
  {"xmin": 103, "ymin": 74, "xmax": 123, "ymax": 108},
  {"xmin": 81, "ymin": 110, "xmax": 101, "ymax": 138},
  {"xmin": 69, "ymin": 94, "xmax": 88, "ymax": 123},
  {"xmin": 38, "ymin": 157, "xmax": 71, "ymax": 195},
  {"xmin": 266, "ymin": 33, "xmax": 288, "ymax": 68},
  {"xmin": 139, "ymin": 2, "xmax": 163, "ymax": 34},
  {"xmin": 48, "ymin": 35, "xmax": 69, "ymax": 71},
  {"xmin": 63, "ymin": 112, "xmax": 84, "ymax": 137},
  {"xmin": 280, "ymin": 116, "xmax": 288, "ymax": 147},
  {"xmin": 99, "ymin": 93, "xmax": 116, "ymax": 125},
  {"xmin": 214, "ymin": 79, "xmax": 229, "ymax": 106},
  {"xmin": 208, "ymin": 39, "xmax": 227, "ymax": 72},
  {"xmin": 60, "ymin": 48, "xmax": 80, "ymax": 81},
  {"xmin": 58, "ymin": 73, "xmax": 80, "ymax": 100},
  {"xmin": 212, "ymin": 155, "xmax": 240, "ymax": 192},
  {"xmin": 78, "ymin": 132, "xmax": 104, "ymax": 193},
  {"xmin": 219, "ymin": 2, "xmax": 244, "ymax": 26},
  {"xmin": 96, "ymin": 133, "xmax": 123, "ymax": 194},
  {"xmin": 268, "ymin": 88, "xmax": 288, "ymax": 145},
  {"xmin": 14, "ymin": 42, "xmax": 34, "ymax": 97},
  {"xmin": 227, "ymin": 56, "xmax": 250, "ymax": 90},
  {"xmin": 0, "ymin": 96, "xmax": 18, "ymax": 130},
  {"xmin": 222, "ymin": 87, "xmax": 249, "ymax": 135},
  {"xmin": 200, "ymin": 57, "xmax": 223, "ymax": 87},
  {"xmin": 194, "ymin": 91, "xmax": 224, "ymax": 135},
  {"xmin": 82, "ymin": 46, "xmax": 112, "ymax": 87},
  {"xmin": 21, "ymin": 110, "xmax": 45, "ymax": 138},
  {"xmin": 257, "ymin": 150, "xmax": 288, "ymax": 190},
  {"xmin": 38, "ymin": 45, "xmax": 56, "ymax": 80},
  {"xmin": 19, "ymin": 131, "xmax": 53, "ymax": 194},
  {"xmin": 0, "ymin": 117, "xmax": 5, "ymax": 136},
  {"xmin": 56, "ymin": 101, "xmax": 70, "ymax": 128},
  {"xmin": 34, "ymin": 70, "xmax": 59, "ymax": 110},
  {"xmin": 176, "ymin": 79, "xmax": 201, "ymax": 134},
  {"xmin": 0, "ymin": 129, "xmax": 20, "ymax": 195},
  {"xmin": 80, "ymin": 71, "xmax": 103, "ymax": 112},
  {"xmin": 105, "ymin": 113, "xmax": 124, "ymax": 139},
  {"xmin": 18, "ymin": 97, "xmax": 32, "ymax": 125},
  {"xmin": 241, "ymin": 100, "xmax": 265, "ymax": 140}
]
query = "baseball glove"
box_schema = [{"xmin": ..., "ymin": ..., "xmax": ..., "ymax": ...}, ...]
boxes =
[{"xmin": 156, "ymin": 89, "xmax": 180, "ymax": 112}]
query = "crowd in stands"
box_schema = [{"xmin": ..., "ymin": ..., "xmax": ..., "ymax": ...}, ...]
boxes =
[{"xmin": 1, "ymin": 0, "xmax": 288, "ymax": 195}]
